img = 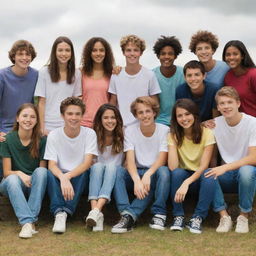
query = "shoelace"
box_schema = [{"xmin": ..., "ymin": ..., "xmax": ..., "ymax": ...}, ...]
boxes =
[
  {"xmin": 191, "ymin": 217, "xmax": 201, "ymax": 229},
  {"xmin": 173, "ymin": 216, "xmax": 184, "ymax": 226},
  {"xmin": 152, "ymin": 216, "xmax": 164, "ymax": 226},
  {"xmin": 117, "ymin": 216, "xmax": 129, "ymax": 226}
]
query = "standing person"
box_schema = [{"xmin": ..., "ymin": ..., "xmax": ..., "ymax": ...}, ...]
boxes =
[
  {"xmin": 85, "ymin": 104, "xmax": 124, "ymax": 231},
  {"xmin": 0, "ymin": 103, "xmax": 47, "ymax": 238},
  {"xmin": 35, "ymin": 36, "xmax": 82, "ymax": 135},
  {"xmin": 152, "ymin": 36, "xmax": 185, "ymax": 126},
  {"xmin": 222, "ymin": 40, "xmax": 256, "ymax": 117},
  {"xmin": 206, "ymin": 86, "xmax": 256, "ymax": 233},
  {"xmin": 80, "ymin": 37, "xmax": 115, "ymax": 128},
  {"xmin": 109, "ymin": 34, "xmax": 161, "ymax": 127},
  {"xmin": 168, "ymin": 99, "xmax": 216, "ymax": 234},
  {"xmin": 44, "ymin": 97, "xmax": 98, "ymax": 234},
  {"xmin": 111, "ymin": 97, "xmax": 170, "ymax": 233},
  {"xmin": 189, "ymin": 30, "xmax": 229, "ymax": 87}
]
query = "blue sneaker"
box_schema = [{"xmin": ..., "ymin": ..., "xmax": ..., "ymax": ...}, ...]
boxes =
[
  {"xmin": 186, "ymin": 216, "xmax": 202, "ymax": 234},
  {"xmin": 170, "ymin": 216, "xmax": 185, "ymax": 231}
]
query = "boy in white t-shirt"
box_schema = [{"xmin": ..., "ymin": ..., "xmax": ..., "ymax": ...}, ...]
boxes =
[
  {"xmin": 111, "ymin": 96, "xmax": 170, "ymax": 233},
  {"xmin": 205, "ymin": 86, "xmax": 256, "ymax": 233},
  {"xmin": 44, "ymin": 97, "xmax": 98, "ymax": 233},
  {"xmin": 109, "ymin": 35, "xmax": 161, "ymax": 126}
]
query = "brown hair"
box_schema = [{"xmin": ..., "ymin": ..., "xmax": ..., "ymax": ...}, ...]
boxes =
[
  {"xmin": 120, "ymin": 35, "xmax": 146, "ymax": 53},
  {"xmin": 215, "ymin": 86, "xmax": 240, "ymax": 104},
  {"xmin": 60, "ymin": 96, "xmax": 85, "ymax": 115}
]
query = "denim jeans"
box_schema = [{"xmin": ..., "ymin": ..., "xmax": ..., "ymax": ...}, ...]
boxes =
[
  {"xmin": 47, "ymin": 170, "xmax": 89, "ymax": 216},
  {"xmin": 0, "ymin": 167, "xmax": 47, "ymax": 225},
  {"xmin": 88, "ymin": 162, "xmax": 117, "ymax": 202},
  {"xmin": 212, "ymin": 165, "xmax": 256, "ymax": 213},
  {"xmin": 113, "ymin": 166, "xmax": 171, "ymax": 221},
  {"xmin": 171, "ymin": 168, "xmax": 216, "ymax": 220}
]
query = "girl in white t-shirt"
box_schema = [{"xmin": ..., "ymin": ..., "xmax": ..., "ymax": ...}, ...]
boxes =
[
  {"xmin": 85, "ymin": 104, "xmax": 124, "ymax": 231},
  {"xmin": 35, "ymin": 36, "xmax": 82, "ymax": 134},
  {"xmin": 80, "ymin": 37, "xmax": 115, "ymax": 128},
  {"xmin": 168, "ymin": 98, "xmax": 216, "ymax": 234}
]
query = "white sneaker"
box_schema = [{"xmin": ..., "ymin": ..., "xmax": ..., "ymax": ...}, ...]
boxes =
[
  {"xmin": 216, "ymin": 215, "xmax": 233, "ymax": 233},
  {"xmin": 19, "ymin": 223, "xmax": 35, "ymax": 239},
  {"xmin": 86, "ymin": 208, "xmax": 100, "ymax": 227},
  {"xmin": 52, "ymin": 211, "xmax": 67, "ymax": 233},
  {"xmin": 93, "ymin": 212, "xmax": 104, "ymax": 232},
  {"xmin": 235, "ymin": 215, "xmax": 249, "ymax": 233}
]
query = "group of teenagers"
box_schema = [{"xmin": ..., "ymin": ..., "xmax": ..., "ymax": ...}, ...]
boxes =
[{"xmin": 0, "ymin": 30, "xmax": 256, "ymax": 239}]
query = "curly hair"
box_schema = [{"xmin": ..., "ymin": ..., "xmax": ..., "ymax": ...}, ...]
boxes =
[
  {"xmin": 80, "ymin": 37, "xmax": 115, "ymax": 78},
  {"xmin": 189, "ymin": 30, "xmax": 219, "ymax": 53},
  {"xmin": 93, "ymin": 104, "xmax": 124, "ymax": 155},
  {"xmin": 120, "ymin": 34, "xmax": 146, "ymax": 53},
  {"xmin": 8, "ymin": 40, "xmax": 37, "ymax": 64},
  {"xmin": 153, "ymin": 35, "xmax": 182, "ymax": 57},
  {"xmin": 60, "ymin": 96, "xmax": 85, "ymax": 115}
]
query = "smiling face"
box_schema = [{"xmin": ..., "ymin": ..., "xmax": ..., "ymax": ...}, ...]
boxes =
[
  {"xmin": 217, "ymin": 95, "xmax": 240, "ymax": 119},
  {"xmin": 91, "ymin": 41, "xmax": 106, "ymax": 64},
  {"xmin": 158, "ymin": 46, "xmax": 176, "ymax": 68},
  {"xmin": 185, "ymin": 68, "xmax": 206, "ymax": 93},
  {"xmin": 56, "ymin": 41, "xmax": 72, "ymax": 65},
  {"xmin": 195, "ymin": 42, "xmax": 214, "ymax": 64},
  {"xmin": 123, "ymin": 42, "xmax": 142, "ymax": 65},
  {"xmin": 135, "ymin": 103, "xmax": 155, "ymax": 127},
  {"xmin": 13, "ymin": 50, "xmax": 32, "ymax": 70},
  {"xmin": 224, "ymin": 46, "xmax": 243, "ymax": 69},
  {"xmin": 62, "ymin": 105, "xmax": 83, "ymax": 131},
  {"xmin": 176, "ymin": 107, "xmax": 195, "ymax": 130},
  {"xmin": 101, "ymin": 109, "xmax": 117, "ymax": 133},
  {"xmin": 17, "ymin": 107, "xmax": 37, "ymax": 132}
]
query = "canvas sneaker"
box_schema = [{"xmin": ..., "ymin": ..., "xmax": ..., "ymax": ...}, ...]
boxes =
[
  {"xmin": 216, "ymin": 215, "xmax": 233, "ymax": 233},
  {"xmin": 52, "ymin": 211, "xmax": 67, "ymax": 234},
  {"xmin": 149, "ymin": 214, "xmax": 166, "ymax": 231},
  {"xmin": 19, "ymin": 223, "xmax": 37, "ymax": 239},
  {"xmin": 86, "ymin": 208, "xmax": 100, "ymax": 227},
  {"xmin": 235, "ymin": 215, "xmax": 249, "ymax": 233},
  {"xmin": 170, "ymin": 216, "xmax": 185, "ymax": 231},
  {"xmin": 111, "ymin": 214, "xmax": 135, "ymax": 234},
  {"xmin": 186, "ymin": 216, "xmax": 203, "ymax": 234},
  {"xmin": 92, "ymin": 212, "xmax": 104, "ymax": 232}
]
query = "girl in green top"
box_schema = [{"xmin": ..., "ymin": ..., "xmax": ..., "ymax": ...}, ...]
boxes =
[{"xmin": 0, "ymin": 103, "xmax": 47, "ymax": 239}]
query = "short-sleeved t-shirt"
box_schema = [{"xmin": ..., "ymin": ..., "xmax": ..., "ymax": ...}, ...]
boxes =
[
  {"xmin": 153, "ymin": 66, "xmax": 184, "ymax": 126},
  {"xmin": 108, "ymin": 67, "xmax": 161, "ymax": 126},
  {"xmin": 213, "ymin": 113, "xmax": 256, "ymax": 163},
  {"xmin": 81, "ymin": 75, "xmax": 110, "ymax": 128},
  {"xmin": 0, "ymin": 131, "xmax": 46, "ymax": 175},
  {"xmin": 97, "ymin": 145, "xmax": 123, "ymax": 166},
  {"xmin": 124, "ymin": 122, "xmax": 169, "ymax": 168},
  {"xmin": 176, "ymin": 81, "xmax": 219, "ymax": 121},
  {"xmin": 44, "ymin": 126, "xmax": 98, "ymax": 173},
  {"xmin": 224, "ymin": 68, "xmax": 256, "ymax": 117},
  {"xmin": 0, "ymin": 66, "xmax": 38, "ymax": 133},
  {"xmin": 168, "ymin": 127, "xmax": 215, "ymax": 171},
  {"xmin": 34, "ymin": 67, "xmax": 82, "ymax": 131}
]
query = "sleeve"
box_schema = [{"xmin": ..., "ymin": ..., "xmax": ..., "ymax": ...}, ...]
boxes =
[
  {"xmin": 204, "ymin": 128, "xmax": 216, "ymax": 147},
  {"xmin": 39, "ymin": 136, "xmax": 47, "ymax": 160},
  {"xmin": 34, "ymin": 68, "xmax": 47, "ymax": 97},
  {"xmin": 108, "ymin": 75, "xmax": 117, "ymax": 95},
  {"xmin": 123, "ymin": 127, "xmax": 134, "ymax": 152},
  {"xmin": 73, "ymin": 70, "xmax": 82, "ymax": 96},
  {"xmin": 0, "ymin": 140, "xmax": 11, "ymax": 158},
  {"xmin": 149, "ymin": 72, "xmax": 161, "ymax": 95},
  {"xmin": 84, "ymin": 130, "xmax": 98, "ymax": 156},
  {"xmin": 44, "ymin": 133, "xmax": 58, "ymax": 161}
]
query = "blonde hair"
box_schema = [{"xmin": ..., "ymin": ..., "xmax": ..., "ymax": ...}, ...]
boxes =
[
  {"xmin": 215, "ymin": 86, "xmax": 240, "ymax": 104},
  {"xmin": 120, "ymin": 35, "xmax": 146, "ymax": 53}
]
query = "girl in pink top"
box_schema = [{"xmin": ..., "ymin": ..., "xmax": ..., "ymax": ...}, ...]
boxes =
[
  {"xmin": 223, "ymin": 40, "xmax": 256, "ymax": 117},
  {"xmin": 80, "ymin": 37, "xmax": 115, "ymax": 127}
]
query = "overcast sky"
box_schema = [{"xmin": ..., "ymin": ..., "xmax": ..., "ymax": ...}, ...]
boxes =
[{"xmin": 0, "ymin": 0, "xmax": 255, "ymax": 70}]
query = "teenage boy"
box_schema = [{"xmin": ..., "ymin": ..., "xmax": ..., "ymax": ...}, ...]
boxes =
[
  {"xmin": 206, "ymin": 86, "xmax": 256, "ymax": 233},
  {"xmin": 109, "ymin": 35, "xmax": 161, "ymax": 127},
  {"xmin": 111, "ymin": 96, "xmax": 170, "ymax": 233},
  {"xmin": 152, "ymin": 36, "xmax": 185, "ymax": 126},
  {"xmin": 189, "ymin": 30, "xmax": 229, "ymax": 88},
  {"xmin": 44, "ymin": 97, "xmax": 98, "ymax": 234},
  {"xmin": 176, "ymin": 60, "xmax": 219, "ymax": 122}
]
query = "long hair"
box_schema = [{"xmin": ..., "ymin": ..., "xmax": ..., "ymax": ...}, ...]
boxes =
[
  {"xmin": 222, "ymin": 40, "xmax": 255, "ymax": 68},
  {"xmin": 93, "ymin": 104, "xmax": 124, "ymax": 154},
  {"xmin": 171, "ymin": 99, "xmax": 202, "ymax": 147},
  {"xmin": 13, "ymin": 103, "xmax": 42, "ymax": 158},
  {"xmin": 48, "ymin": 36, "xmax": 76, "ymax": 84},
  {"xmin": 80, "ymin": 37, "xmax": 114, "ymax": 78}
]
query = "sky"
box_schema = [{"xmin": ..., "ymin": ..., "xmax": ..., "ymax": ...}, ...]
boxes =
[{"xmin": 0, "ymin": 0, "xmax": 255, "ymax": 69}]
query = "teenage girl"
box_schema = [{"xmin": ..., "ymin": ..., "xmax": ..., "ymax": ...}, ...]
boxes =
[
  {"xmin": 0, "ymin": 103, "xmax": 47, "ymax": 238},
  {"xmin": 223, "ymin": 40, "xmax": 256, "ymax": 117},
  {"xmin": 168, "ymin": 98, "xmax": 216, "ymax": 234},
  {"xmin": 35, "ymin": 36, "xmax": 82, "ymax": 135},
  {"xmin": 85, "ymin": 104, "xmax": 124, "ymax": 231},
  {"xmin": 80, "ymin": 37, "xmax": 115, "ymax": 128}
]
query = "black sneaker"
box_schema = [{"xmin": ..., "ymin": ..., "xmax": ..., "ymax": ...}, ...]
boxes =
[
  {"xmin": 170, "ymin": 216, "xmax": 185, "ymax": 231},
  {"xmin": 111, "ymin": 214, "xmax": 135, "ymax": 234},
  {"xmin": 149, "ymin": 215, "xmax": 166, "ymax": 231},
  {"xmin": 186, "ymin": 216, "xmax": 202, "ymax": 234}
]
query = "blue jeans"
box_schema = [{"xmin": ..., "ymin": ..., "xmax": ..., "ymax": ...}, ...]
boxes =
[
  {"xmin": 47, "ymin": 170, "xmax": 89, "ymax": 216},
  {"xmin": 213, "ymin": 165, "xmax": 256, "ymax": 213},
  {"xmin": 171, "ymin": 168, "xmax": 216, "ymax": 219},
  {"xmin": 88, "ymin": 162, "xmax": 117, "ymax": 202},
  {"xmin": 113, "ymin": 166, "xmax": 171, "ymax": 221},
  {"xmin": 0, "ymin": 167, "xmax": 47, "ymax": 225}
]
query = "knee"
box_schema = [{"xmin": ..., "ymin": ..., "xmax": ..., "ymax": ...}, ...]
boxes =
[
  {"xmin": 156, "ymin": 166, "xmax": 171, "ymax": 180},
  {"xmin": 116, "ymin": 166, "xmax": 126, "ymax": 179},
  {"xmin": 5, "ymin": 174, "xmax": 21, "ymax": 187},
  {"xmin": 171, "ymin": 168, "xmax": 186, "ymax": 180},
  {"xmin": 33, "ymin": 167, "xmax": 48, "ymax": 179},
  {"xmin": 90, "ymin": 162, "xmax": 104, "ymax": 176},
  {"xmin": 238, "ymin": 165, "xmax": 256, "ymax": 184},
  {"xmin": 201, "ymin": 169, "xmax": 216, "ymax": 183}
]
